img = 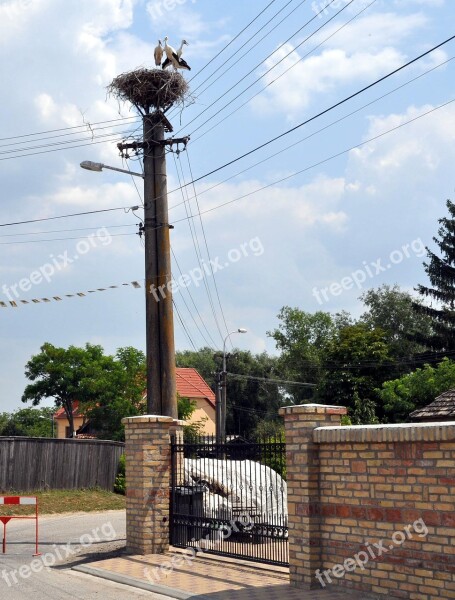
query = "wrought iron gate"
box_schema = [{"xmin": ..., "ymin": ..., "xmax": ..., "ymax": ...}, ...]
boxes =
[{"xmin": 170, "ymin": 435, "xmax": 288, "ymax": 566}]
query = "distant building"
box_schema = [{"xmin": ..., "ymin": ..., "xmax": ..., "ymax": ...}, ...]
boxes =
[
  {"xmin": 54, "ymin": 367, "xmax": 216, "ymax": 438},
  {"xmin": 410, "ymin": 389, "xmax": 455, "ymax": 422}
]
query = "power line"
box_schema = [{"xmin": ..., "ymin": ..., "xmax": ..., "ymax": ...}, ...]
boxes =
[
  {"xmin": 175, "ymin": 0, "xmax": 307, "ymax": 105},
  {"xmin": 170, "ymin": 98, "xmax": 455, "ymax": 225},
  {"xmin": 227, "ymin": 372, "xmax": 317, "ymax": 387},
  {"xmin": 0, "ymin": 223, "xmax": 137, "ymax": 238},
  {"xmin": 177, "ymin": 0, "xmax": 342, "ymax": 135},
  {"xmin": 173, "ymin": 298, "xmax": 198, "ymax": 351},
  {"xmin": 0, "ymin": 206, "xmax": 137, "ymax": 228},
  {"xmin": 0, "ymin": 115, "xmax": 140, "ymax": 143},
  {"xmin": 0, "ymin": 232, "xmax": 136, "ymax": 245},
  {"xmin": 182, "ymin": 0, "xmax": 281, "ymax": 87},
  {"xmin": 184, "ymin": 149, "xmax": 232, "ymax": 346},
  {"xmin": 169, "ymin": 55, "xmax": 454, "ymax": 213},
  {"xmin": 172, "ymin": 152, "xmax": 226, "ymax": 344},
  {"xmin": 171, "ymin": 247, "xmax": 219, "ymax": 349},
  {"xmin": 192, "ymin": 0, "xmax": 377, "ymax": 143},
  {"xmin": 167, "ymin": 34, "xmax": 455, "ymax": 194}
]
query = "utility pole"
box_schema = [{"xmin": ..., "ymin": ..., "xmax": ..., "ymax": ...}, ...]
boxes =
[
  {"xmin": 118, "ymin": 114, "xmax": 188, "ymax": 418},
  {"xmin": 144, "ymin": 114, "xmax": 176, "ymax": 417},
  {"xmin": 215, "ymin": 371, "xmax": 222, "ymax": 445}
]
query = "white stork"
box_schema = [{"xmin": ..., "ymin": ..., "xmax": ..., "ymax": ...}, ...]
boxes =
[
  {"xmin": 177, "ymin": 39, "xmax": 189, "ymax": 58},
  {"xmin": 163, "ymin": 36, "xmax": 191, "ymax": 71},
  {"xmin": 154, "ymin": 40, "xmax": 164, "ymax": 67}
]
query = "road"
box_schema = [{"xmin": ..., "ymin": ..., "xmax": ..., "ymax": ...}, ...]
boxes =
[{"xmin": 0, "ymin": 510, "xmax": 168, "ymax": 599}]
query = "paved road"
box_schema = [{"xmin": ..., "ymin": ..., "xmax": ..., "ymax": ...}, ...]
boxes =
[{"xmin": 0, "ymin": 510, "xmax": 167, "ymax": 599}]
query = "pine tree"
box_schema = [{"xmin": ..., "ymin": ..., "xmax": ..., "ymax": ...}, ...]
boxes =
[{"xmin": 414, "ymin": 199, "xmax": 455, "ymax": 351}]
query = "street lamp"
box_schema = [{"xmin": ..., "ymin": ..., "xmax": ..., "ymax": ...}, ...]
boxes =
[
  {"xmin": 39, "ymin": 414, "xmax": 55, "ymax": 438},
  {"xmin": 217, "ymin": 328, "xmax": 247, "ymax": 444},
  {"xmin": 80, "ymin": 152, "xmax": 178, "ymax": 419},
  {"xmin": 80, "ymin": 161, "xmax": 144, "ymax": 178}
]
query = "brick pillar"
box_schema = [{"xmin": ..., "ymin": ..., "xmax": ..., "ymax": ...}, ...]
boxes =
[
  {"xmin": 122, "ymin": 415, "xmax": 184, "ymax": 555},
  {"xmin": 279, "ymin": 404, "xmax": 347, "ymax": 589}
]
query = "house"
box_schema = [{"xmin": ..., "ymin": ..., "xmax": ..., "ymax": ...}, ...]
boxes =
[
  {"xmin": 410, "ymin": 388, "xmax": 455, "ymax": 422},
  {"xmin": 54, "ymin": 367, "xmax": 216, "ymax": 438}
]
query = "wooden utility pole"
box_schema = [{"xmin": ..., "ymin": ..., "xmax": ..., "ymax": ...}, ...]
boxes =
[
  {"xmin": 143, "ymin": 114, "xmax": 177, "ymax": 417},
  {"xmin": 119, "ymin": 115, "xmax": 189, "ymax": 418}
]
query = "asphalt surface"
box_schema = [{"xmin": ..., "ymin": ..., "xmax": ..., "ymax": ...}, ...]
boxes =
[{"xmin": 0, "ymin": 510, "xmax": 168, "ymax": 599}]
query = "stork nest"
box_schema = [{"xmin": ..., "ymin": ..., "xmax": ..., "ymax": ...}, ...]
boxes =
[{"xmin": 107, "ymin": 68, "xmax": 189, "ymax": 114}]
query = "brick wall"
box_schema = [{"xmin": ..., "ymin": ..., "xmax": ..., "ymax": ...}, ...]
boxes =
[
  {"xmin": 280, "ymin": 404, "xmax": 455, "ymax": 600},
  {"xmin": 122, "ymin": 415, "xmax": 184, "ymax": 555}
]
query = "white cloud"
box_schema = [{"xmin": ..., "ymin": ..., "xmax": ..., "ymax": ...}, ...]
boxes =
[{"xmin": 252, "ymin": 46, "xmax": 404, "ymax": 117}]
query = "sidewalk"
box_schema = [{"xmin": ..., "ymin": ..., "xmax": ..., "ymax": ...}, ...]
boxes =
[{"xmin": 74, "ymin": 550, "xmax": 377, "ymax": 600}]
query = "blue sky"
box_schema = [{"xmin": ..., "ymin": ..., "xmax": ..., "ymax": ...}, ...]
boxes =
[{"xmin": 0, "ymin": 0, "xmax": 454, "ymax": 412}]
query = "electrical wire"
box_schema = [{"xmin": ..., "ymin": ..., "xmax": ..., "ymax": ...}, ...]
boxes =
[
  {"xmin": 173, "ymin": 298, "xmax": 198, "ymax": 351},
  {"xmin": 171, "ymin": 247, "xmax": 219, "ymax": 349},
  {"xmin": 171, "ymin": 0, "xmax": 307, "ymax": 107},
  {"xmin": 0, "ymin": 223, "xmax": 137, "ymax": 238},
  {"xmin": 227, "ymin": 372, "xmax": 317, "ymax": 387},
  {"xmin": 176, "ymin": 0, "xmax": 342, "ymax": 134},
  {"xmin": 167, "ymin": 34, "xmax": 455, "ymax": 195},
  {"xmin": 170, "ymin": 98, "xmax": 455, "ymax": 226},
  {"xmin": 169, "ymin": 55, "xmax": 454, "ymax": 213},
  {"xmin": 0, "ymin": 206, "xmax": 138, "ymax": 228},
  {"xmin": 0, "ymin": 232, "xmax": 136, "ymax": 245},
  {"xmin": 184, "ymin": 149, "xmax": 232, "ymax": 346},
  {"xmin": 192, "ymin": 0, "xmax": 378, "ymax": 143},
  {"xmin": 172, "ymin": 152, "xmax": 225, "ymax": 344}
]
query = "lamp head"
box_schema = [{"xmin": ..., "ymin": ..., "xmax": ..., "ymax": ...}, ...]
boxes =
[{"xmin": 80, "ymin": 161, "xmax": 103, "ymax": 172}]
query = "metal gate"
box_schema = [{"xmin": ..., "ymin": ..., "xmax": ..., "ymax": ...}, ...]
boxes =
[{"xmin": 170, "ymin": 435, "xmax": 288, "ymax": 566}]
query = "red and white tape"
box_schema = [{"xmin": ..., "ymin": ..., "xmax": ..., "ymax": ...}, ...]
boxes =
[{"xmin": 0, "ymin": 497, "xmax": 37, "ymax": 505}]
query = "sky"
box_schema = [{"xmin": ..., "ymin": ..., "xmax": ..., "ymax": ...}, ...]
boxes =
[{"xmin": 0, "ymin": 0, "xmax": 454, "ymax": 413}]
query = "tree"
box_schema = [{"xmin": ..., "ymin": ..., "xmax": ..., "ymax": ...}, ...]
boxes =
[
  {"xmin": 84, "ymin": 347, "xmax": 147, "ymax": 441},
  {"xmin": 316, "ymin": 324, "xmax": 391, "ymax": 422},
  {"xmin": 22, "ymin": 343, "xmax": 121, "ymax": 438},
  {"xmin": 177, "ymin": 347, "xmax": 285, "ymax": 439},
  {"xmin": 0, "ymin": 407, "xmax": 55, "ymax": 437},
  {"xmin": 378, "ymin": 357, "xmax": 455, "ymax": 422},
  {"xmin": 413, "ymin": 199, "xmax": 455, "ymax": 351},
  {"xmin": 267, "ymin": 307, "xmax": 337, "ymax": 403},
  {"xmin": 176, "ymin": 347, "xmax": 216, "ymax": 389},
  {"xmin": 360, "ymin": 285, "xmax": 432, "ymax": 359}
]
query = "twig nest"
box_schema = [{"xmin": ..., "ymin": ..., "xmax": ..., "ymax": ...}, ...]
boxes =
[{"xmin": 107, "ymin": 68, "xmax": 189, "ymax": 114}]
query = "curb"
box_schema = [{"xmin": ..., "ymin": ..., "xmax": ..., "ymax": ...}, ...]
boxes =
[{"xmin": 73, "ymin": 564, "xmax": 201, "ymax": 599}]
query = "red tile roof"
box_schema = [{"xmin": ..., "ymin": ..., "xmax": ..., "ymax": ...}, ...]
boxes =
[
  {"xmin": 54, "ymin": 401, "xmax": 82, "ymax": 419},
  {"xmin": 176, "ymin": 368, "xmax": 216, "ymax": 407},
  {"xmin": 54, "ymin": 368, "xmax": 215, "ymax": 418}
]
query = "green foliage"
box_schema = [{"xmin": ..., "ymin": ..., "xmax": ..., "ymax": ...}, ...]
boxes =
[
  {"xmin": 177, "ymin": 395, "xmax": 196, "ymax": 420},
  {"xmin": 360, "ymin": 284, "xmax": 433, "ymax": 359},
  {"xmin": 378, "ymin": 358, "xmax": 455, "ymax": 422},
  {"xmin": 267, "ymin": 307, "xmax": 335, "ymax": 403},
  {"xmin": 0, "ymin": 407, "xmax": 55, "ymax": 437},
  {"xmin": 414, "ymin": 199, "xmax": 455, "ymax": 350},
  {"xmin": 22, "ymin": 342, "xmax": 122, "ymax": 438},
  {"xmin": 114, "ymin": 454, "xmax": 126, "ymax": 495},
  {"xmin": 316, "ymin": 324, "xmax": 391, "ymax": 422}
]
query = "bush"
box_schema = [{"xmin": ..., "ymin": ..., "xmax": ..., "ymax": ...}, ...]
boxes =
[{"xmin": 114, "ymin": 454, "xmax": 126, "ymax": 495}]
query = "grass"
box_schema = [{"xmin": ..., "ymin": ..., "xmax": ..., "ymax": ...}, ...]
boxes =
[{"xmin": 0, "ymin": 488, "xmax": 126, "ymax": 516}]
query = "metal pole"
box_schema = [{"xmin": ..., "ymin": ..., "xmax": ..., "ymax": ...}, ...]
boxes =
[
  {"xmin": 220, "ymin": 351, "xmax": 227, "ymax": 443},
  {"xmin": 143, "ymin": 114, "xmax": 177, "ymax": 418},
  {"xmin": 215, "ymin": 371, "xmax": 222, "ymax": 445}
]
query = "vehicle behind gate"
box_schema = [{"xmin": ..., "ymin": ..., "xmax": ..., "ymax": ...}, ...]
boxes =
[{"xmin": 170, "ymin": 435, "xmax": 288, "ymax": 566}]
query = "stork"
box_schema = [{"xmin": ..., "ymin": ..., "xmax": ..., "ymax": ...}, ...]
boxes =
[
  {"xmin": 154, "ymin": 40, "xmax": 163, "ymax": 67},
  {"xmin": 177, "ymin": 39, "xmax": 189, "ymax": 59},
  {"xmin": 162, "ymin": 36, "xmax": 191, "ymax": 71}
]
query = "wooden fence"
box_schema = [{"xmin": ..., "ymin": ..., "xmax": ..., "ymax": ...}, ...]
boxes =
[{"xmin": 0, "ymin": 437, "xmax": 124, "ymax": 492}]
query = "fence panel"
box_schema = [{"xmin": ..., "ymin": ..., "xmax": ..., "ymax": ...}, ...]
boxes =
[
  {"xmin": 0, "ymin": 437, "xmax": 124, "ymax": 491},
  {"xmin": 170, "ymin": 435, "xmax": 288, "ymax": 566}
]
